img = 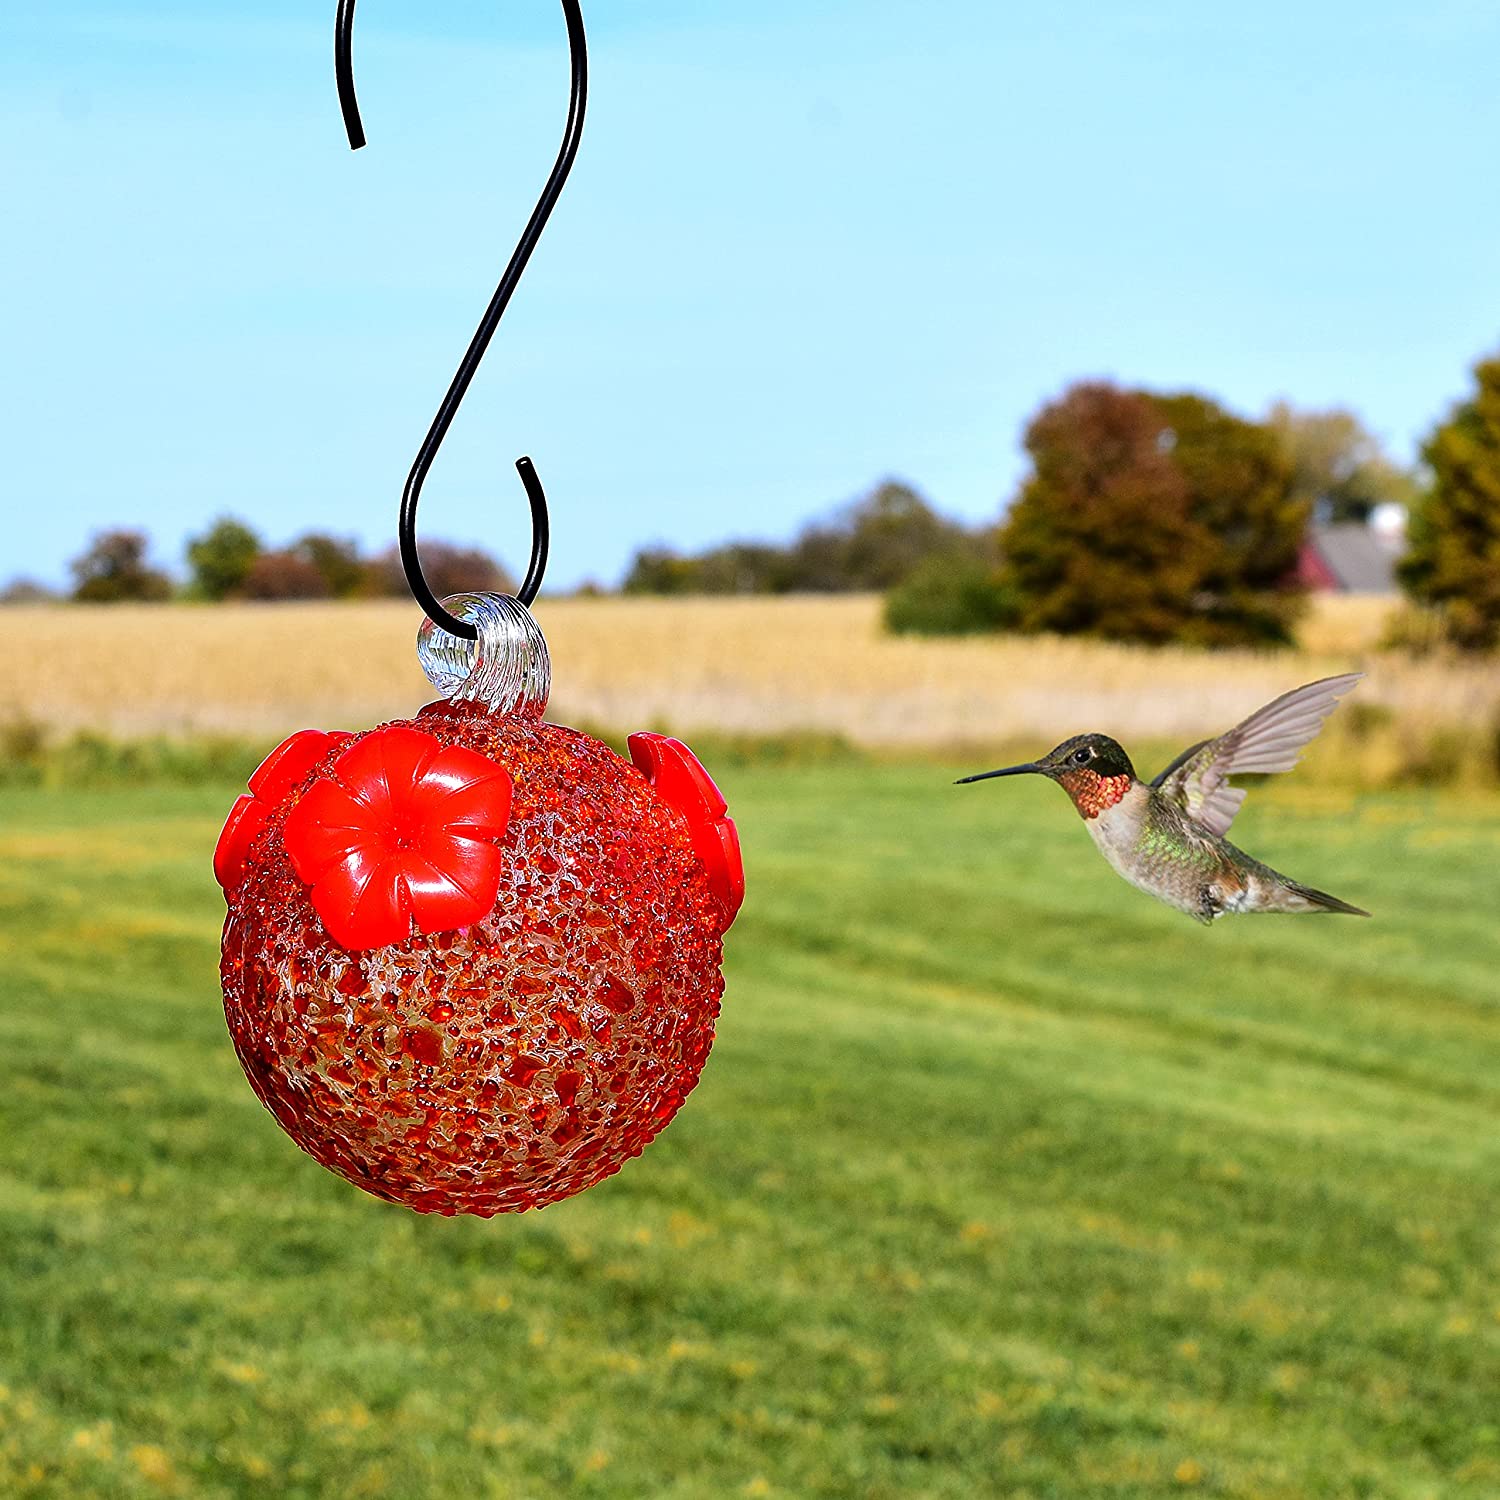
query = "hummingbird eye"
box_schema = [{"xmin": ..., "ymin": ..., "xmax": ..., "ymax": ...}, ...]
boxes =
[{"xmin": 1071, "ymin": 746, "xmax": 1094, "ymax": 766}]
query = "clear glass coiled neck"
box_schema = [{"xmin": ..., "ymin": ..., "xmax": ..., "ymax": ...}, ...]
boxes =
[{"xmin": 415, "ymin": 593, "xmax": 551, "ymax": 719}]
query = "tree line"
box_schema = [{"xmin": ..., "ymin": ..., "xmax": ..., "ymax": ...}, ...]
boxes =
[
  {"xmin": 3, "ymin": 523, "xmax": 514, "ymax": 607},
  {"xmin": 625, "ymin": 390, "xmax": 1419, "ymax": 647},
  {"xmin": 629, "ymin": 351, "xmax": 1500, "ymax": 653},
  {"xmin": 7, "ymin": 349, "xmax": 1497, "ymax": 651}
]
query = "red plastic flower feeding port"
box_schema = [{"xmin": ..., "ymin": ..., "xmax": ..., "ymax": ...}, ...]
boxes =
[
  {"xmin": 628, "ymin": 733, "xmax": 744, "ymax": 928},
  {"xmin": 214, "ymin": 729, "xmax": 353, "ymax": 897},
  {"xmin": 283, "ymin": 726, "xmax": 514, "ymax": 951}
]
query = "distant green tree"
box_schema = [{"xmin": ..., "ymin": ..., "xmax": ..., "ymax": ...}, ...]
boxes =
[
  {"xmin": 695, "ymin": 544, "xmax": 792, "ymax": 594},
  {"xmin": 884, "ymin": 552, "xmax": 1018, "ymax": 636},
  {"xmin": 627, "ymin": 542, "xmax": 796, "ymax": 596},
  {"xmin": 622, "ymin": 547, "xmax": 704, "ymax": 596},
  {"xmin": 1398, "ymin": 355, "xmax": 1500, "ymax": 651},
  {"xmin": 1267, "ymin": 402, "xmax": 1417, "ymax": 524},
  {"xmin": 293, "ymin": 533, "xmax": 365, "ymax": 599},
  {"xmin": 622, "ymin": 481, "xmax": 969, "ymax": 596},
  {"xmin": 787, "ymin": 482, "xmax": 968, "ymax": 592},
  {"xmin": 70, "ymin": 530, "xmax": 172, "ymax": 603},
  {"xmin": 186, "ymin": 517, "xmax": 262, "ymax": 600},
  {"xmin": 997, "ymin": 382, "xmax": 1307, "ymax": 647}
]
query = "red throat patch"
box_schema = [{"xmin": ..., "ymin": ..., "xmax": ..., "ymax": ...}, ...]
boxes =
[{"xmin": 1058, "ymin": 769, "xmax": 1132, "ymax": 820}]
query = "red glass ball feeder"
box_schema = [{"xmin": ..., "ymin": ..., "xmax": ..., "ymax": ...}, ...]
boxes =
[{"xmin": 215, "ymin": 594, "xmax": 743, "ymax": 1216}]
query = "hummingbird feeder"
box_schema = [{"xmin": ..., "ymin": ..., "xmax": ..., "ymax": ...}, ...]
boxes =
[{"xmin": 214, "ymin": 0, "xmax": 743, "ymax": 1217}]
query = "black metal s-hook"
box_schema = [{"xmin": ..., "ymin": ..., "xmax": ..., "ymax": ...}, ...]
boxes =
[{"xmin": 335, "ymin": 0, "xmax": 587, "ymax": 638}]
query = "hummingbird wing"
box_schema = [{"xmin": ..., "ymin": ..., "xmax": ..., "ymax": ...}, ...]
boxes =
[{"xmin": 1151, "ymin": 673, "xmax": 1363, "ymax": 837}]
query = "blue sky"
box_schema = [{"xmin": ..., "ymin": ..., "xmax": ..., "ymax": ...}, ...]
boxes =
[{"xmin": 3, "ymin": 1, "xmax": 1498, "ymax": 590}]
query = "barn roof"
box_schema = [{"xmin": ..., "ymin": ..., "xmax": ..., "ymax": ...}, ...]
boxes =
[{"xmin": 1304, "ymin": 522, "xmax": 1403, "ymax": 594}]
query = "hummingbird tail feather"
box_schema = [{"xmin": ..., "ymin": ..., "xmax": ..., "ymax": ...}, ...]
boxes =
[{"xmin": 1282, "ymin": 879, "xmax": 1371, "ymax": 918}]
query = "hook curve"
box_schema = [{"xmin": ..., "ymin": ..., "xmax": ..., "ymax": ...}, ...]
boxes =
[{"xmin": 334, "ymin": 0, "xmax": 587, "ymax": 637}]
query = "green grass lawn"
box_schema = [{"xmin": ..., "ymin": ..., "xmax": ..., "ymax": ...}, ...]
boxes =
[{"xmin": 1, "ymin": 767, "xmax": 1498, "ymax": 1499}]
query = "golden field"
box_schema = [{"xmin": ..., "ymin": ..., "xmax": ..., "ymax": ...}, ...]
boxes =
[{"xmin": 0, "ymin": 595, "xmax": 1495, "ymax": 773}]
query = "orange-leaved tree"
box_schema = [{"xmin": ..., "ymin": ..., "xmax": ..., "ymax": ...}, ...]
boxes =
[{"xmin": 998, "ymin": 382, "xmax": 1307, "ymax": 647}]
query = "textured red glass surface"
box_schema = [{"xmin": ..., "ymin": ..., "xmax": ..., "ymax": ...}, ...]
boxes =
[
  {"xmin": 214, "ymin": 730, "xmax": 352, "ymax": 895},
  {"xmin": 283, "ymin": 726, "xmax": 513, "ymax": 950},
  {"xmin": 219, "ymin": 704, "xmax": 731, "ymax": 1217},
  {"xmin": 627, "ymin": 733, "xmax": 745, "ymax": 927}
]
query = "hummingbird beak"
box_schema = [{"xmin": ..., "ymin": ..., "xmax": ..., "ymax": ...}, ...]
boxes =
[{"xmin": 954, "ymin": 762, "xmax": 1042, "ymax": 785}]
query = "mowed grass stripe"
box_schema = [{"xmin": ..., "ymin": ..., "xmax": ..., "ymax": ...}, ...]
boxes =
[
  {"xmin": 0, "ymin": 775, "xmax": 1497, "ymax": 1498},
  {"xmin": 742, "ymin": 770, "xmax": 1500, "ymax": 1113}
]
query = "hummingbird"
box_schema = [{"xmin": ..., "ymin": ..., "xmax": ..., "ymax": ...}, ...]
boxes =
[{"xmin": 957, "ymin": 674, "xmax": 1370, "ymax": 924}]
